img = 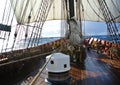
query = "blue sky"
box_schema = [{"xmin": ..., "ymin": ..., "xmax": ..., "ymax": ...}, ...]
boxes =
[
  {"xmin": 42, "ymin": 20, "xmax": 107, "ymax": 37},
  {"xmin": 83, "ymin": 21, "xmax": 107, "ymax": 36}
]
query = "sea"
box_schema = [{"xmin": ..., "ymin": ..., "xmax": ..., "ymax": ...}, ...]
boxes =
[
  {"xmin": 21, "ymin": 35, "xmax": 113, "ymax": 47},
  {"xmin": 20, "ymin": 35, "xmax": 112, "ymax": 47},
  {"xmin": 90, "ymin": 35, "xmax": 112, "ymax": 41},
  {"xmin": 18, "ymin": 37, "xmax": 61, "ymax": 47},
  {"xmin": 37, "ymin": 35, "xmax": 112, "ymax": 44},
  {"xmin": 0, "ymin": 35, "xmax": 115, "ymax": 52}
]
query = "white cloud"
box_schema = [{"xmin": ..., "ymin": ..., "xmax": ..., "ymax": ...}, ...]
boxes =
[{"xmin": 41, "ymin": 20, "xmax": 61, "ymax": 37}]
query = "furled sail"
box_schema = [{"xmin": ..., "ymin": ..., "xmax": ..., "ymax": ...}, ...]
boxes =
[
  {"xmin": 10, "ymin": 0, "xmax": 120, "ymax": 24},
  {"xmin": 65, "ymin": 17, "xmax": 82, "ymax": 46}
]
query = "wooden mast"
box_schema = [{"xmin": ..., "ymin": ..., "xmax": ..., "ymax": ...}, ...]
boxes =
[{"xmin": 69, "ymin": 0, "xmax": 75, "ymax": 18}]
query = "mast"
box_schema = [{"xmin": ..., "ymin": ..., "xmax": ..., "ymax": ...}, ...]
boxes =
[
  {"xmin": 69, "ymin": 0, "xmax": 75, "ymax": 18},
  {"xmin": 65, "ymin": 0, "xmax": 83, "ymax": 46}
]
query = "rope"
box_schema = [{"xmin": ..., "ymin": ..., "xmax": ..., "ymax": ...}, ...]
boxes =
[
  {"xmin": 10, "ymin": 0, "xmax": 19, "ymax": 25},
  {"xmin": 10, "ymin": 0, "xmax": 34, "ymax": 50},
  {"xmin": 1, "ymin": 0, "xmax": 7, "ymax": 23},
  {"xmin": 33, "ymin": 0, "xmax": 50, "ymax": 46},
  {"xmin": 1, "ymin": 32, "xmax": 7, "ymax": 53},
  {"xmin": 61, "ymin": 0, "xmax": 68, "ymax": 37},
  {"xmin": 77, "ymin": 0, "xmax": 82, "ymax": 39},
  {"xmin": 11, "ymin": 25, "xmax": 20, "ymax": 51},
  {"xmin": 34, "ymin": 1, "xmax": 51, "ymax": 46},
  {"xmin": 87, "ymin": 0, "xmax": 105, "ymax": 21},
  {"xmin": 36, "ymin": 0, "xmax": 54, "ymax": 46},
  {"xmin": 27, "ymin": 0, "xmax": 53, "ymax": 47},
  {"xmin": 98, "ymin": 0, "xmax": 120, "ymax": 44},
  {"xmin": 29, "ymin": 44, "xmax": 62, "ymax": 85},
  {"xmin": 17, "ymin": 26, "xmax": 24, "ymax": 49},
  {"xmin": 0, "ymin": 0, "xmax": 8, "ymax": 52},
  {"xmin": 4, "ymin": 1, "xmax": 12, "ymax": 25},
  {"xmin": 19, "ymin": 0, "xmax": 30, "ymax": 24},
  {"xmin": 30, "ymin": 0, "xmax": 47, "ymax": 47},
  {"xmin": 23, "ymin": 0, "xmax": 39, "ymax": 48},
  {"xmin": 6, "ymin": 0, "xmax": 29, "ymax": 51},
  {"xmin": 5, "ymin": 0, "xmax": 18, "ymax": 52},
  {"xmin": 26, "ymin": 0, "xmax": 45, "ymax": 48},
  {"xmin": 0, "ymin": 1, "xmax": 12, "ymax": 52},
  {"xmin": 111, "ymin": 0, "xmax": 120, "ymax": 13},
  {"xmin": 29, "ymin": 52, "xmax": 54, "ymax": 85},
  {"xmin": 81, "ymin": 0, "xmax": 86, "ymax": 38}
]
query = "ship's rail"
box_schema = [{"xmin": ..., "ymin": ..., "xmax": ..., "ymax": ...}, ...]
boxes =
[
  {"xmin": 85, "ymin": 37, "xmax": 120, "ymax": 61},
  {"xmin": 0, "ymin": 38, "xmax": 67, "ymax": 66},
  {"xmin": 1, "ymin": 36, "xmax": 120, "ymax": 66}
]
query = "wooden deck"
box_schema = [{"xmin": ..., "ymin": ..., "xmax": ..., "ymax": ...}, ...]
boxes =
[{"xmin": 32, "ymin": 49, "xmax": 120, "ymax": 85}]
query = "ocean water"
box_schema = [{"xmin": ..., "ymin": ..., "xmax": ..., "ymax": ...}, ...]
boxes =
[
  {"xmin": 91, "ymin": 35, "xmax": 112, "ymax": 42},
  {"xmin": 11, "ymin": 35, "xmax": 114, "ymax": 49},
  {"xmin": 0, "ymin": 35, "xmax": 114, "ymax": 52},
  {"xmin": 0, "ymin": 37, "xmax": 61, "ymax": 52},
  {"xmin": 38, "ymin": 37, "xmax": 61, "ymax": 44},
  {"xmin": 16, "ymin": 37, "xmax": 61, "ymax": 49},
  {"xmin": 36, "ymin": 35, "xmax": 113, "ymax": 45}
]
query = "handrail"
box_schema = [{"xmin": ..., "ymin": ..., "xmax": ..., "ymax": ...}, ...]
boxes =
[
  {"xmin": 29, "ymin": 53, "xmax": 55, "ymax": 85},
  {"xmin": 0, "ymin": 50, "xmax": 52, "ymax": 67}
]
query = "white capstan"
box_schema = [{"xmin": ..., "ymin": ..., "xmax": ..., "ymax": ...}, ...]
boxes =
[{"xmin": 46, "ymin": 52, "xmax": 70, "ymax": 73}]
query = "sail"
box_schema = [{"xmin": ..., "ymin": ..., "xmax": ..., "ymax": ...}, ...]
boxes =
[
  {"xmin": 47, "ymin": 0, "xmax": 62, "ymax": 20},
  {"xmin": 80, "ymin": 0, "xmax": 120, "ymax": 22},
  {"xmin": 10, "ymin": 0, "xmax": 120, "ymax": 24},
  {"xmin": 10, "ymin": 0, "xmax": 43, "ymax": 24}
]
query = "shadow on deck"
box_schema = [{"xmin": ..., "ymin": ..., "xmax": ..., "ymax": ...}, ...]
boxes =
[
  {"xmin": 30, "ymin": 49, "xmax": 120, "ymax": 85},
  {"xmin": 70, "ymin": 50, "xmax": 120, "ymax": 85}
]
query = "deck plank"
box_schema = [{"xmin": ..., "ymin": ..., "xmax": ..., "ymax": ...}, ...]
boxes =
[{"xmin": 33, "ymin": 50, "xmax": 120, "ymax": 85}]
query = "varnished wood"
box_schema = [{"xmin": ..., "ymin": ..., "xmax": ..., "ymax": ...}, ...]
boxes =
[
  {"xmin": 33, "ymin": 49, "xmax": 120, "ymax": 85},
  {"xmin": 70, "ymin": 50, "xmax": 120, "ymax": 85}
]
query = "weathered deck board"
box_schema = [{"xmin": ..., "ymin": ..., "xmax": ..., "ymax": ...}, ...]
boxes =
[{"xmin": 33, "ymin": 50, "xmax": 120, "ymax": 85}]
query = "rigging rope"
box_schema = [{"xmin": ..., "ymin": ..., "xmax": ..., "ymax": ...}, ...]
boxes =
[
  {"xmin": 29, "ymin": 53, "xmax": 54, "ymax": 85},
  {"xmin": 111, "ymin": 0, "xmax": 120, "ymax": 14},
  {"xmin": 30, "ymin": 1, "xmax": 48, "ymax": 47},
  {"xmin": 81, "ymin": 0, "xmax": 86, "ymax": 37},
  {"xmin": 65, "ymin": 0, "xmax": 71, "ymax": 39},
  {"xmin": 29, "ymin": 44, "xmax": 62, "ymax": 85},
  {"xmin": 98, "ymin": 0, "xmax": 120, "ymax": 44},
  {"xmin": 11, "ymin": 0, "xmax": 33, "ymax": 51},
  {"xmin": 0, "ymin": 0, "xmax": 7, "ymax": 53},
  {"xmin": 24, "ymin": 0, "xmax": 39, "ymax": 47},
  {"xmin": 11, "ymin": 0, "xmax": 31, "ymax": 50},
  {"xmin": 27, "ymin": 0, "xmax": 53, "ymax": 48},
  {"xmin": 34, "ymin": 1, "xmax": 52, "ymax": 45},
  {"xmin": 4, "ymin": 0, "xmax": 17, "ymax": 52},
  {"xmin": 87, "ymin": 0, "xmax": 105, "ymax": 21},
  {"xmin": 61, "ymin": 0, "xmax": 68, "ymax": 37},
  {"xmin": 77, "ymin": 0, "xmax": 82, "ymax": 39},
  {"xmin": 5, "ymin": 0, "xmax": 19, "ymax": 51},
  {"xmin": 111, "ymin": 0, "xmax": 120, "ymax": 20},
  {"xmin": 11, "ymin": 0, "xmax": 28, "ymax": 51},
  {"xmin": 4, "ymin": 1, "xmax": 12, "ymax": 25},
  {"xmin": 26, "ymin": 0, "xmax": 45, "ymax": 48},
  {"xmin": 1, "ymin": 0, "xmax": 13, "ymax": 53},
  {"xmin": 36, "ymin": 0, "xmax": 53, "ymax": 46},
  {"xmin": 11, "ymin": 25, "xmax": 19, "ymax": 51},
  {"xmin": 1, "ymin": 0, "xmax": 7, "ymax": 23}
]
